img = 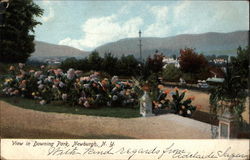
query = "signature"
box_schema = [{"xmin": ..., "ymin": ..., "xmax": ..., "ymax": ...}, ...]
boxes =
[{"xmin": 47, "ymin": 142, "xmax": 249, "ymax": 160}]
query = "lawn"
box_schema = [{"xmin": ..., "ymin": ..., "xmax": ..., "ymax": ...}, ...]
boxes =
[{"xmin": 0, "ymin": 96, "xmax": 141, "ymax": 118}]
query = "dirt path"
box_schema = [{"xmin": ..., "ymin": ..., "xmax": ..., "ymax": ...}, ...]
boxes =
[{"xmin": 0, "ymin": 101, "xmax": 213, "ymax": 139}]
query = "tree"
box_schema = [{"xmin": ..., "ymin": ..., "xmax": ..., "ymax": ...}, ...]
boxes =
[
  {"xmin": 179, "ymin": 48, "xmax": 208, "ymax": 73},
  {"xmin": 117, "ymin": 55, "xmax": 139, "ymax": 76},
  {"xmin": 146, "ymin": 53, "xmax": 164, "ymax": 73},
  {"xmin": 162, "ymin": 64, "xmax": 182, "ymax": 82},
  {"xmin": 0, "ymin": 0, "xmax": 43, "ymax": 63},
  {"xmin": 60, "ymin": 57, "xmax": 79, "ymax": 71},
  {"xmin": 78, "ymin": 58, "xmax": 90, "ymax": 72},
  {"xmin": 101, "ymin": 52, "xmax": 118, "ymax": 75},
  {"xmin": 231, "ymin": 46, "xmax": 249, "ymax": 79},
  {"xmin": 88, "ymin": 51, "xmax": 103, "ymax": 71}
]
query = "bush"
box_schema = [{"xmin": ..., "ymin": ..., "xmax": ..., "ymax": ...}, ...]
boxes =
[
  {"xmin": 162, "ymin": 64, "xmax": 182, "ymax": 82},
  {"xmin": 0, "ymin": 65, "xmax": 139, "ymax": 108},
  {"xmin": 60, "ymin": 58, "xmax": 80, "ymax": 71},
  {"xmin": 152, "ymin": 86, "xmax": 196, "ymax": 117}
]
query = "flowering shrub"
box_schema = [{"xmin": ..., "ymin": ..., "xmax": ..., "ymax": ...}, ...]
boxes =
[
  {"xmin": 152, "ymin": 86, "xmax": 196, "ymax": 116},
  {"xmin": 0, "ymin": 64, "xmax": 198, "ymax": 117},
  {"xmin": 0, "ymin": 64, "xmax": 139, "ymax": 108}
]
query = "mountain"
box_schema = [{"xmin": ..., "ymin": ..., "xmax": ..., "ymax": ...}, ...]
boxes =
[
  {"xmin": 95, "ymin": 31, "xmax": 249, "ymax": 58},
  {"xmin": 31, "ymin": 41, "xmax": 89, "ymax": 58}
]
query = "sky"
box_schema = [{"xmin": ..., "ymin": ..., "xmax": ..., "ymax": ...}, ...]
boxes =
[{"xmin": 34, "ymin": 0, "xmax": 249, "ymax": 51}]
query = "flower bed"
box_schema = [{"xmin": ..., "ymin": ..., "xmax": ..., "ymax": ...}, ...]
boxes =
[
  {"xmin": 0, "ymin": 63, "xmax": 197, "ymax": 117},
  {"xmin": 0, "ymin": 64, "xmax": 139, "ymax": 108}
]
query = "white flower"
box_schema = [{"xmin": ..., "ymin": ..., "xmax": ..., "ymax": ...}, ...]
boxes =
[
  {"xmin": 34, "ymin": 71, "xmax": 42, "ymax": 78},
  {"xmin": 67, "ymin": 68, "xmax": 75, "ymax": 80},
  {"xmin": 40, "ymin": 65, "xmax": 45, "ymax": 69},
  {"xmin": 48, "ymin": 76, "xmax": 55, "ymax": 82},
  {"xmin": 119, "ymin": 90, "xmax": 125, "ymax": 96},
  {"xmin": 62, "ymin": 93, "xmax": 67, "ymax": 101},
  {"xmin": 84, "ymin": 101, "xmax": 90, "ymax": 108},
  {"xmin": 39, "ymin": 75, "xmax": 45, "ymax": 80},
  {"xmin": 52, "ymin": 85, "xmax": 57, "ymax": 89},
  {"xmin": 112, "ymin": 95, "xmax": 118, "ymax": 101},
  {"xmin": 112, "ymin": 87, "xmax": 117, "ymax": 92},
  {"xmin": 187, "ymin": 110, "xmax": 191, "ymax": 115},
  {"xmin": 59, "ymin": 82, "xmax": 65, "ymax": 88},
  {"xmin": 38, "ymin": 84, "xmax": 44, "ymax": 89},
  {"xmin": 18, "ymin": 63, "xmax": 25, "ymax": 69},
  {"xmin": 83, "ymin": 84, "xmax": 90, "ymax": 88},
  {"xmin": 40, "ymin": 100, "xmax": 46, "ymax": 105},
  {"xmin": 111, "ymin": 76, "xmax": 119, "ymax": 83},
  {"xmin": 7, "ymin": 88, "xmax": 13, "ymax": 93},
  {"xmin": 37, "ymin": 80, "xmax": 42, "ymax": 85},
  {"xmin": 2, "ymin": 88, "xmax": 7, "ymax": 93},
  {"xmin": 96, "ymin": 94, "xmax": 101, "ymax": 99},
  {"xmin": 78, "ymin": 97, "xmax": 85, "ymax": 104}
]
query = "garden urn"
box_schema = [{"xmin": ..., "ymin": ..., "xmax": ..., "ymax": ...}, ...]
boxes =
[{"xmin": 140, "ymin": 84, "xmax": 154, "ymax": 117}]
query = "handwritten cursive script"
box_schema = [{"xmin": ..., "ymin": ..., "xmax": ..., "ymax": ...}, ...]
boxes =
[{"xmin": 44, "ymin": 141, "xmax": 249, "ymax": 160}]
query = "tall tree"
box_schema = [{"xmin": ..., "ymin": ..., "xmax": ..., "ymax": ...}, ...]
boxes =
[
  {"xmin": 179, "ymin": 48, "xmax": 208, "ymax": 73},
  {"xmin": 117, "ymin": 55, "xmax": 139, "ymax": 76},
  {"xmin": 88, "ymin": 51, "xmax": 103, "ymax": 71},
  {"xmin": 101, "ymin": 52, "xmax": 118, "ymax": 75},
  {"xmin": 0, "ymin": 0, "xmax": 43, "ymax": 63},
  {"xmin": 231, "ymin": 46, "xmax": 249, "ymax": 79}
]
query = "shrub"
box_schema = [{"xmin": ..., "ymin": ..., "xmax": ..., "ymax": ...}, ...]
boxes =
[{"xmin": 162, "ymin": 64, "xmax": 182, "ymax": 82}]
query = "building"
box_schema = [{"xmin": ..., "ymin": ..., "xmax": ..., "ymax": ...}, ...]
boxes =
[{"xmin": 162, "ymin": 56, "xmax": 180, "ymax": 68}]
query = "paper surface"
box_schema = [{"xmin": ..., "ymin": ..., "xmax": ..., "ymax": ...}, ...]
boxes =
[{"xmin": 1, "ymin": 139, "xmax": 249, "ymax": 160}]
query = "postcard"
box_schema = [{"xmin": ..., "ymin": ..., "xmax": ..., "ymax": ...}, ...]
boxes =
[{"xmin": 0, "ymin": 0, "xmax": 249, "ymax": 159}]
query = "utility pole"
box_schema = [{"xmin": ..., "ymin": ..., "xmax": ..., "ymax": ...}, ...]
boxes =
[{"xmin": 138, "ymin": 30, "xmax": 142, "ymax": 62}]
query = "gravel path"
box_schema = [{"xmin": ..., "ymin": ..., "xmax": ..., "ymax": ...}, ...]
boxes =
[{"xmin": 0, "ymin": 100, "xmax": 213, "ymax": 139}]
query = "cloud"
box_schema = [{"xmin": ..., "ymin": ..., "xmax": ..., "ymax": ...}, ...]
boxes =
[
  {"xmin": 41, "ymin": 6, "xmax": 55, "ymax": 22},
  {"xmin": 58, "ymin": 38, "xmax": 83, "ymax": 50},
  {"xmin": 59, "ymin": 15, "xmax": 143, "ymax": 50},
  {"xmin": 38, "ymin": 0, "xmax": 60, "ymax": 23},
  {"xmin": 144, "ymin": 6, "xmax": 170, "ymax": 37},
  {"xmin": 57, "ymin": 1, "xmax": 249, "ymax": 50},
  {"xmin": 173, "ymin": 1, "xmax": 249, "ymax": 34}
]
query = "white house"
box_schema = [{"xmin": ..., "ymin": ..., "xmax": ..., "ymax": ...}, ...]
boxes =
[{"xmin": 162, "ymin": 57, "xmax": 180, "ymax": 68}]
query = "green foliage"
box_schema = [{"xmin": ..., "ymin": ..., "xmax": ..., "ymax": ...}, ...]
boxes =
[
  {"xmin": 60, "ymin": 52, "xmax": 140, "ymax": 77},
  {"xmin": 88, "ymin": 51, "xmax": 103, "ymax": 71},
  {"xmin": 206, "ymin": 54, "xmax": 217, "ymax": 61},
  {"xmin": 209, "ymin": 64, "xmax": 247, "ymax": 122},
  {"xmin": 0, "ymin": 0, "xmax": 43, "ymax": 63},
  {"xmin": 170, "ymin": 89, "xmax": 196, "ymax": 116},
  {"xmin": 116, "ymin": 55, "xmax": 139, "ymax": 76},
  {"xmin": 60, "ymin": 57, "xmax": 80, "ymax": 71},
  {"xmin": 162, "ymin": 64, "xmax": 182, "ymax": 82},
  {"xmin": 102, "ymin": 52, "xmax": 118, "ymax": 75},
  {"xmin": 231, "ymin": 46, "xmax": 249, "ymax": 79}
]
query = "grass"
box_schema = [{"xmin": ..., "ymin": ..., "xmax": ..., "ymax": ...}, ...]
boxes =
[{"xmin": 0, "ymin": 96, "xmax": 141, "ymax": 118}]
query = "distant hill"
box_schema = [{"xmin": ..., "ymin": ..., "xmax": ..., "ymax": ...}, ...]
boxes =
[
  {"xmin": 31, "ymin": 41, "xmax": 89, "ymax": 58},
  {"xmin": 95, "ymin": 31, "xmax": 249, "ymax": 58}
]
